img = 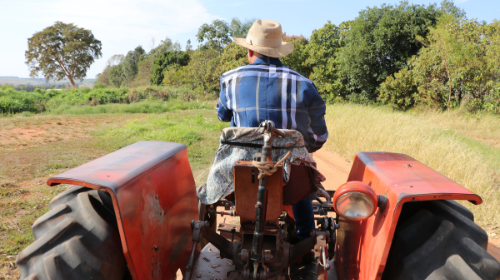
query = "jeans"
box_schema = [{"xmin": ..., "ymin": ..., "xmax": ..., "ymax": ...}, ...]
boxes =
[{"xmin": 292, "ymin": 198, "xmax": 315, "ymax": 241}]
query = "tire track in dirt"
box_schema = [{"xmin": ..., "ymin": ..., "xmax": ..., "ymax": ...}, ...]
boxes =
[{"xmin": 313, "ymin": 149, "xmax": 500, "ymax": 262}]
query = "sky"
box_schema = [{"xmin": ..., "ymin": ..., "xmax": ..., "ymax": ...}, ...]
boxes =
[{"xmin": 0, "ymin": 0, "xmax": 499, "ymax": 79}]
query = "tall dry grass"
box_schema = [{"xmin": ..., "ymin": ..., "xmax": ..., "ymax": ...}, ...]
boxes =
[{"xmin": 324, "ymin": 104, "xmax": 500, "ymax": 233}]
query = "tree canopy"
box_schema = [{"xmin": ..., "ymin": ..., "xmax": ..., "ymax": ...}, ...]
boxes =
[
  {"xmin": 197, "ymin": 19, "xmax": 232, "ymax": 55},
  {"xmin": 25, "ymin": 21, "xmax": 102, "ymax": 88},
  {"xmin": 337, "ymin": 1, "xmax": 444, "ymax": 102},
  {"xmin": 150, "ymin": 50, "xmax": 190, "ymax": 85}
]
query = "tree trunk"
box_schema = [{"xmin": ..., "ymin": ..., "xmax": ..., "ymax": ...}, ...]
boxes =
[{"xmin": 68, "ymin": 75, "xmax": 77, "ymax": 88}]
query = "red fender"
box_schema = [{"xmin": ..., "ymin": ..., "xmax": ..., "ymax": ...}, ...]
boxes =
[
  {"xmin": 48, "ymin": 141, "xmax": 198, "ymax": 280},
  {"xmin": 334, "ymin": 152, "xmax": 482, "ymax": 280}
]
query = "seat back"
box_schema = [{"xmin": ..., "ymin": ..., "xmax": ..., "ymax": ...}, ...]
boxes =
[
  {"xmin": 282, "ymin": 164, "xmax": 317, "ymax": 205},
  {"xmin": 234, "ymin": 161, "xmax": 283, "ymax": 223}
]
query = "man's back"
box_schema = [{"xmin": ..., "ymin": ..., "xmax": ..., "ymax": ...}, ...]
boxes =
[{"xmin": 216, "ymin": 56, "xmax": 328, "ymax": 153}]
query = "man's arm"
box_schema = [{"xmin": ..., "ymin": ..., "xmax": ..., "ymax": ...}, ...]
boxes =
[
  {"xmin": 305, "ymin": 83, "xmax": 329, "ymax": 153},
  {"xmin": 217, "ymin": 78, "xmax": 232, "ymax": 122}
]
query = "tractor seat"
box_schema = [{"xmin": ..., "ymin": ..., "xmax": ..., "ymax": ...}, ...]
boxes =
[{"xmin": 196, "ymin": 127, "xmax": 326, "ymax": 217}]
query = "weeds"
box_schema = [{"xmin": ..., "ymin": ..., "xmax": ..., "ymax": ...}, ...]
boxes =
[{"xmin": 324, "ymin": 103, "xmax": 500, "ymax": 232}]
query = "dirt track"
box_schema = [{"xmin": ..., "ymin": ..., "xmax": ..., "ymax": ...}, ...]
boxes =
[{"xmin": 313, "ymin": 149, "xmax": 500, "ymax": 262}]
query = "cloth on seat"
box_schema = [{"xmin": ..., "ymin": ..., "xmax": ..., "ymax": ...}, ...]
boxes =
[{"xmin": 197, "ymin": 127, "xmax": 326, "ymax": 205}]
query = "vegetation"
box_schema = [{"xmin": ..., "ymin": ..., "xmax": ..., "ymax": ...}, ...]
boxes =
[
  {"xmin": 25, "ymin": 22, "xmax": 102, "ymax": 87},
  {"xmin": 0, "ymin": 84, "xmax": 201, "ymax": 115},
  {"xmin": 324, "ymin": 103, "xmax": 500, "ymax": 234},
  {"xmin": 379, "ymin": 16, "xmax": 500, "ymax": 113}
]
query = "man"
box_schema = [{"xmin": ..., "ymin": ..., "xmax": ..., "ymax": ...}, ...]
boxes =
[{"xmin": 216, "ymin": 19, "xmax": 329, "ymax": 241}]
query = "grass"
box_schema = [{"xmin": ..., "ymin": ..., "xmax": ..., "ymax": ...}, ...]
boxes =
[
  {"xmin": 48, "ymin": 100, "xmax": 212, "ymax": 115},
  {"xmin": 323, "ymin": 103, "xmax": 500, "ymax": 234},
  {"xmin": 0, "ymin": 105, "xmax": 227, "ymax": 279}
]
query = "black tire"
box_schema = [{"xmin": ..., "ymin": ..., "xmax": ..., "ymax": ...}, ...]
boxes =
[
  {"xmin": 383, "ymin": 200, "xmax": 500, "ymax": 280},
  {"xmin": 16, "ymin": 186, "xmax": 126, "ymax": 280}
]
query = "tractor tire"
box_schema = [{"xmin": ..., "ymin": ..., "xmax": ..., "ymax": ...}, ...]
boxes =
[
  {"xmin": 383, "ymin": 200, "xmax": 500, "ymax": 280},
  {"xmin": 16, "ymin": 186, "xmax": 127, "ymax": 280}
]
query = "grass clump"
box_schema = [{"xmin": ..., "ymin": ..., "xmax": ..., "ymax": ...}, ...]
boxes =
[{"xmin": 324, "ymin": 103, "xmax": 500, "ymax": 232}]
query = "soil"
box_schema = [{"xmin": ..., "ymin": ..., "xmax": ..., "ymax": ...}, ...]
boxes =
[{"xmin": 313, "ymin": 149, "xmax": 500, "ymax": 262}]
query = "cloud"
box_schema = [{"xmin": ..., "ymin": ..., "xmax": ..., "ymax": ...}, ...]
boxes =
[{"xmin": 1, "ymin": 0, "xmax": 218, "ymax": 77}]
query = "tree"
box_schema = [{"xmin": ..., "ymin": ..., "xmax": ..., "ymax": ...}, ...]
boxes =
[
  {"xmin": 440, "ymin": 0, "xmax": 466, "ymax": 19},
  {"xmin": 107, "ymin": 54, "xmax": 124, "ymax": 67},
  {"xmin": 197, "ymin": 19, "xmax": 232, "ymax": 55},
  {"xmin": 186, "ymin": 39, "xmax": 192, "ymax": 52},
  {"xmin": 337, "ymin": 1, "xmax": 448, "ymax": 102},
  {"xmin": 280, "ymin": 34, "xmax": 313, "ymax": 80},
  {"xmin": 229, "ymin": 18, "xmax": 254, "ymax": 38},
  {"xmin": 108, "ymin": 65, "xmax": 126, "ymax": 87},
  {"xmin": 25, "ymin": 21, "xmax": 102, "ymax": 88},
  {"xmin": 304, "ymin": 21, "xmax": 350, "ymax": 102},
  {"xmin": 122, "ymin": 46, "xmax": 145, "ymax": 83},
  {"xmin": 150, "ymin": 50, "xmax": 190, "ymax": 85},
  {"xmin": 379, "ymin": 16, "xmax": 500, "ymax": 113}
]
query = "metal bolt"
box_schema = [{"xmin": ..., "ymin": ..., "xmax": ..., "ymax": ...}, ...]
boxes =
[
  {"xmin": 194, "ymin": 224, "xmax": 200, "ymax": 229},
  {"xmin": 319, "ymin": 235, "xmax": 324, "ymax": 240}
]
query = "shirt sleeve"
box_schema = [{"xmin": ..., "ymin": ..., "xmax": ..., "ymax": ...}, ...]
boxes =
[
  {"xmin": 217, "ymin": 77, "xmax": 232, "ymax": 122},
  {"xmin": 304, "ymin": 82, "xmax": 329, "ymax": 153}
]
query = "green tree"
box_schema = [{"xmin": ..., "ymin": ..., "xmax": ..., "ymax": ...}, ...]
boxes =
[
  {"xmin": 197, "ymin": 19, "xmax": 231, "ymax": 55},
  {"xmin": 108, "ymin": 64, "xmax": 126, "ymax": 87},
  {"xmin": 440, "ymin": 0, "xmax": 466, "ymax": 19},
  {"xmin": 280, "ymin": 34, "xmax": 312, "ymax": 78},
  {"xmin": 229, "ymin": 18, "xmax": 254, "ymax": 38},
  {"xmin": 304, "ymin": 21, "xmax": 350, "ymax": 102},
  {"xmin": 122, "ymin": 46, "xmax": 145, "ymax": 83},
  {"xmin": 25, "ymin": 21, "xmax": 102, "ymax": 88},
  {"xmin": 380, "ymin": 16, "xmax": 500, "ymax": 113},
  {"xmin": 150, "ymin": 51, "xmax": 190, "ymax": 85},
  {"xmin": 186, "ymin": 39, "xmax": 192, "ymax": 52},
  {"xmin": 337, "ymin": 1, "xmax": 445, "ymax": 102}
]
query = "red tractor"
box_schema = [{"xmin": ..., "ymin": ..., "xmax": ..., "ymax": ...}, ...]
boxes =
[{"xmin": 16, "ymin": 121, "xmax": 500, "ymax": 280}]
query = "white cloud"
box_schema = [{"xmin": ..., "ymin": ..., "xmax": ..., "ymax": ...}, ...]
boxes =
[{"xmin": 1, "ymin": 0, "xmax": 218, "ymax": 77}]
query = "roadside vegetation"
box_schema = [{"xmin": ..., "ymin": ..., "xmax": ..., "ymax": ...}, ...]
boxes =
[{"xmin": 324, "ymin": 103, "xmax": 500, "ymax": 236}]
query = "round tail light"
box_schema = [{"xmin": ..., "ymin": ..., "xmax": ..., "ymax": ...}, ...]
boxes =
[{"xmin": 333, "ymin": 181, "xmax": 378, "ymax": 221}]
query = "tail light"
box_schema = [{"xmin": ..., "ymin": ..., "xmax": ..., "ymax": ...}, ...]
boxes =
[{"xmin": 333, "ymin": 181, "xmax": 378, "ymax": 221}]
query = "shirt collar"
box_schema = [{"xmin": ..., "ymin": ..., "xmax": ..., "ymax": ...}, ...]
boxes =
[{"xmin": 252, "ymin": 56, "xmax": 283, "ymax": 66}]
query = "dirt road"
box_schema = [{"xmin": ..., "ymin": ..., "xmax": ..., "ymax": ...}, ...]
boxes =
[{"xmin": 313, "ymin": 149, "xmax": 500, "ymax": 262}]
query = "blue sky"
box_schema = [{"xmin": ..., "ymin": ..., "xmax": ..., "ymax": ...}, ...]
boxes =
[{"xmin": 0, "ymin": 0, "xmax": 498, "ymax": 79}]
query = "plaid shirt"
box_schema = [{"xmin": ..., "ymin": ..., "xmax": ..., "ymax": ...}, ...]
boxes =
[{"xmin": 216, "ymin": 56, "xmax": 328, "ymax": 152}]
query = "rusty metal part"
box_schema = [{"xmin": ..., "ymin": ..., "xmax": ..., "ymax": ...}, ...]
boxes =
[
  {"xmin": 46, "ymin": 141, "xmax": 198, "ymax": 280},
  {"xmin": 289, "ymin": 231, "xmax": 317, "ymax": 262},
  {"xmin": 234, "ymin": 162, "xmax": 283, "ymax": 224},
  {"xmin": 335, "ymin": 152, "xmax": 483, "ymax": 280},
  {"xmin": 191, "ymin": 244, "xmax": 235, "ymax": 280},
  {"xmin": 282, "ymin": 164, "xmax": 318, "ymax": 205}
]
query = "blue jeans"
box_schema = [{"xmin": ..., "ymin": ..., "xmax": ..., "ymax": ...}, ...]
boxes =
[{"xmin": 292, "ymin": 198, "xmax": 315, "ymax": 241}]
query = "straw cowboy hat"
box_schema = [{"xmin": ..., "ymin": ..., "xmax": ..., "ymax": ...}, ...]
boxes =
[{"xmin": 233, "ymin": 19, "xmax": 294, "ymax": 58}]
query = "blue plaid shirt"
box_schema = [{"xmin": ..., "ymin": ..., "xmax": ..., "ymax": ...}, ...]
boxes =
[{"xmin": 216, "ymin": 56, "xmax": 328, "ymax": 152}]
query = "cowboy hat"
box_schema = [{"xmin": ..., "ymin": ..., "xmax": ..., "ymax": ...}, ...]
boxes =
[{"xmin": 233, "ymin": 19, "xmax": 294, "ymax": 58}]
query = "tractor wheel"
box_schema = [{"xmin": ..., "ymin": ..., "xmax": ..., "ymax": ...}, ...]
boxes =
[
  {"xmin": 16, "ymin": 186, "xmax": 127, "ymax": 280},
  {"xmin": 383, "ymin": 200, "xmax": 500, "ymax": 280}
]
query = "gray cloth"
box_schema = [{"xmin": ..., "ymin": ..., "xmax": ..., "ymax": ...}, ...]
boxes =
[{"xmin": 197, "ymin": 127, "xmax": 326, "ymax": 205}]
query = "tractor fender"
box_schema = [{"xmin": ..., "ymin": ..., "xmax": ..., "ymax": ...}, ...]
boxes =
[
  {"xmin": 47, "ymin": 141, "xmax": 198, "ymax": 280},
  {"xmin": 334, "ymin": 152, "xmax": 482, "ymax": 280}
]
